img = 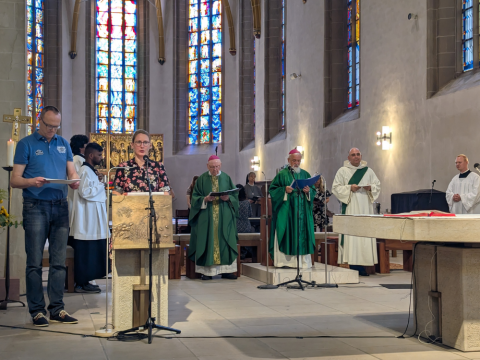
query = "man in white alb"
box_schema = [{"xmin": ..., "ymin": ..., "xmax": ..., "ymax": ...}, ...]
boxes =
[
  {"xmin": 332, "ymin": 148, "xmax": 381, "ymax": 276},
  {"xmin": 446, "ymin": 154, "xmax": 480, "ymax": 214}
]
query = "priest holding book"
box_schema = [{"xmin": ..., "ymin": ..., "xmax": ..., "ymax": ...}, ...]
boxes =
[
  {"xmin": 269, "ymin": 149, "xmax": 316, "ymax": 269},
  {"xmin": 332, "ymin": 148, "xmax": 381, "ymax": 276},
  {"xmin": 188, "ymin": 155, "xmax": 239, "ymax": 280}
]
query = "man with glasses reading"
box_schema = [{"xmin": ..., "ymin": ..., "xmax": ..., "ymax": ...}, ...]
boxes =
[{"xmin": 11, "ymin": 106, "xmax": 80, "ymax": 326}]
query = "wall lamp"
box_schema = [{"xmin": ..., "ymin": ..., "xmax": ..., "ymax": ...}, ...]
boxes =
[
  {"xmin": 296, "ymin": 146, "xmax": 305, "ymax": 157},
  {"xmin": 251, "ymin": 156, "xmax": 260, "ymax": 171},
  {"xmin": 376, "ymin": 126, "xmax": 392, "ymax": 150}
]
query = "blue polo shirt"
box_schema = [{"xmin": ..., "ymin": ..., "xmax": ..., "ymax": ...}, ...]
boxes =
[{"xmin": 14, "ymin": 131, "xmax": 73, "ymax": 200}]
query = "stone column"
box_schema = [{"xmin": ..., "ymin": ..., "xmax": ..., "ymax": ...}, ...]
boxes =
[{"xmin": 0, "ymin": 1, "xmax": 27, "ymax": 294}]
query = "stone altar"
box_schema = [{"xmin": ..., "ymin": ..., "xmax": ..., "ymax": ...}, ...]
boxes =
[{"xmin": 333, "ymin": 214, "xmax": 480, "ymax": 352}]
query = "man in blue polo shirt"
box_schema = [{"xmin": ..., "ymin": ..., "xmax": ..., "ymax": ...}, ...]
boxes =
[{"xmin": 11, "ymin": 106, "xmax": 80, "ymax": 327}]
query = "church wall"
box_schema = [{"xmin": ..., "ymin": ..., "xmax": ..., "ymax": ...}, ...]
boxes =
[
  {"xmin": 237, "ymin": 0, "xmax": 480, "ymax": 215},
  {"xmin": 0, "ymin": 0, "xmax": 27, "ymax": 291},
  {"xmin": 60, "ymin": 0, "xmax": 86, "ymax": 141}
]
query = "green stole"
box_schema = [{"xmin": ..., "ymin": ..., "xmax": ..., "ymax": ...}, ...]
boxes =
[{"xmin": 340, "ymin": 166, "xmax": 369, "ymax": 246}]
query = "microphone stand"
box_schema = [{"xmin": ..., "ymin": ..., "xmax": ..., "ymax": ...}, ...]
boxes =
[
  {"xmin": 429, "ymin": 180, "xmax": 436, "ymax": 204},
  {"xmin": 95, "ymin": 166, "xmax": 129, "ymax": 337},
  {"xmin": 257, "ymin": 171, "xmax": 278, "ymax": 290},
  {"xmin": 116, "ymin": 157, "xmax": 180, "ymax": 344},
  {"xmin": 277, "ymin": 168, "xmax": 315, "ymax": 290},
  {"xmin": 315, "ymin": 175, "xmax": 338, "ymax": 289}
]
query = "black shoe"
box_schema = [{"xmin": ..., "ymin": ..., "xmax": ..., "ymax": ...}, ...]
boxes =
[
  {"xmin": 33, "ymin": 313, "xmax": 49, "ymax": 327},
  {"xmin": 201, "ymin": 275, "xmax": 213, "ymax": 280},
  {"xmin": 75, "ymin": 284, "xmax": 101, "ymax": 294},
  {"xmin": 50, "ymin": 310, "xmax": 78, "ymax": 324},
  {"xmin": 83, "ymin": 283, "xmax": 101, "ymax": 293},
  {"xmin": 221, "ymin": 273, "xmax": 237, "ymax": 280},
  {"xmin": 359, "ymin": 271, "xmax": 370, "ymax": 277}
]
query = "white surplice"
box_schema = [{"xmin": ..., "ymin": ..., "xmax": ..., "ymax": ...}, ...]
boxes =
[
  {"xmin": 446, "ymin": 170, "xmax": 480, "ymax": 214},
  {"xmin": 68, "ymin": 154, "xmax": 85, "ymax": 218},
  {"xmin": 69, "ymin": 164, "xmax": 108, "ymax": 240},
  {"xmin": 332, "ymin": 160, "xmax": 381, "ymax": 266}
]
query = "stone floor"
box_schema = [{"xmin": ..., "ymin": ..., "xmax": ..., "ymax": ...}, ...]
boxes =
[{"xmin": 1, "ymin": 262, "xmax": 480, "ymax": 359}]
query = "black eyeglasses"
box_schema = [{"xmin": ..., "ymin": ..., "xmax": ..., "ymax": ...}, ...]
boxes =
[{"xmin": 41, "ymin": 118, "xmax": 61, "ymax": 130}]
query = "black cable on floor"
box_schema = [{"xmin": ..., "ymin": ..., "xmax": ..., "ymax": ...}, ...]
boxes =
[
  {"xmin": 397, "ymin": 242, "xmax": 419, "ymax": 339},
  {"xmin": 0, "ymin": 324, "xmax": 398, "ymax": 341}
]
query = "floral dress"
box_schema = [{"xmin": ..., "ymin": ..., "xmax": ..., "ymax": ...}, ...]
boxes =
[
  {"xmin": 313, "ymin": 187, "xmax": 331, "ymax": 231},
  {"xmin": 114, "ymin": 158, "xmax": 171, "ymax": 193}
]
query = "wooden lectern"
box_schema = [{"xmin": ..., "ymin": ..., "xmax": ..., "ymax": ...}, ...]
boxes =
[{"xmin": 111, "ymin": 193, "xmax": 174, "ymax": 331}]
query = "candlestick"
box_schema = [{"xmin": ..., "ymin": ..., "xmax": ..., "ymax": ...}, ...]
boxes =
[{"xmin": 6, "ymin": 139, "xmax": 14, "ymax": 167}]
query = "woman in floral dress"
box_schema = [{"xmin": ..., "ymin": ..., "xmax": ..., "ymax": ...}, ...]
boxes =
[
  {"xmin": 113, "ymin": 130, "xmax": 171, "ymax": 194},
  {"xmin": 313, "ymin": 177, "xmax": 331, "ymax": 231}
]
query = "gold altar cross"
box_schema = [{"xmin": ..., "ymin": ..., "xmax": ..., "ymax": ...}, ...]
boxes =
[{"xmin": 3, "ymin": 108, "xmax": 32, "ymax": 142}]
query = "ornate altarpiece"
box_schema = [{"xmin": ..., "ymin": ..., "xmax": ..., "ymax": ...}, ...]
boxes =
[{"xmin": 89, "ymin": 133, "xmax": 164, "ymax": 171}]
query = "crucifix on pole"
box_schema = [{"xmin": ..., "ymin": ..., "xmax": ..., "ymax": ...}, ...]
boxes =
[
  {"xmin": 3, "ymin": 108, "xmax": 32, "ymax": 142},
  {"xmin": 0, "ymin": 108, "xmax": 30, "ymax": 310}
]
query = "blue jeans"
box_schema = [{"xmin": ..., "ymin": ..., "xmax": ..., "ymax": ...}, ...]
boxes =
[{"xmin": 23, "ymin": 198, "xmax": 69, "ymax": 318}]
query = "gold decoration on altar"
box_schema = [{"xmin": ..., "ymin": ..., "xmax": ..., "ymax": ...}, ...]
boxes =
[
  {"xmin": 112, "ymin": 193, "xmax": 173, "ymax": 249},
  {"xmin": 89, "ymin": 133, "xmax": 164, "ymax": 171},
  {"xmin": 3, "ymin": 109, "xmax": 32, "ymax": 142}
]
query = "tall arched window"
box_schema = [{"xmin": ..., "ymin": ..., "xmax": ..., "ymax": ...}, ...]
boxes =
[
  {"xmin": 26, "ymin": 0, "xmax": 44, "ymax": 129},
  {"xmin": 188, "ymin": 0, "xmax": 223, "ymax": 145},
  {"xmin": 462, "ymin": 0, "xmax": 474, "ymax": 71},
  {"xmin": 95, "ymin": 0, "xmax": 138, "ymax": 134},
  {"xmin": 347, "ymin": 0, "xmax": 360, "ymax": 109}
]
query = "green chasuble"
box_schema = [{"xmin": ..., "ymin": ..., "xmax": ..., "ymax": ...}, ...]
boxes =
[
  {"xmin": 188, "ymin": 171, "xmax": 239, "ymax": 267},
  {"xmin": 269, "ymin": 168, "xmax": 316, "ymax": 259}
]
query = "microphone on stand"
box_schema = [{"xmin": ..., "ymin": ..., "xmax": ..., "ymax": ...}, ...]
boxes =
[
  {"xmin": 429, "ymin": 179, "xmax": 436, "ymax": 204},
  {"xmin": 474, "ymin": 163, "xmax": 480, "ymax": 174}
]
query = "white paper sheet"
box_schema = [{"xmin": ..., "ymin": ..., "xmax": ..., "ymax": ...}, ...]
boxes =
[{"xmin": 44, "ymin": 178, "xmax": 80, "ymax": 184}]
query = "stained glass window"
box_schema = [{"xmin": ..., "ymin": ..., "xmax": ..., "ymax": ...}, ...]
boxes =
[
  {"xmin": 188, "ymin": 0, "xmax": 223, "ymax": 144},
  {"xmin": 95, "ymin": 0, "xmax": 137, "ymax": 134},
  {"xmin": 463, "ymin": 0, "xmax": 473, "ymax": 71},
  {"xmin": 26, "ymin": 0, "xmax": 44, "ymax": 129},
  {"xmin": 281, "ymin": 0, "xmax": 285, "ymax": 130},
  {"xmin": 347, "ymin": 0, "xmax": 360, "ymax": 109}
]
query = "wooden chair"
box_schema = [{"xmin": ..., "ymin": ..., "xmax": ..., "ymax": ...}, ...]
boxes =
[
  {"xmin": 175, "ymin": 209, "xmax": 190, "ymax": 234},
  {"xmin": 185, "ymin": 244, "xmax": 201, "ymax": 279},
  {"xmin": 42, "ymin": 245, "xmax": 75, "ymax": 293},
  {"xmin": 168, "ymin": 245, "xmax": 182, "ymax": 279},
  {"xmin": 238, "ymin": 233, "xmax": 262, "ymax": 263},
  {"xmin": 375, "ymin": 240, "xmax": 390, "ymax": 274},
  {"xmin": 320, "ymin": 239, "xmax": 338, "ymax": 266}
]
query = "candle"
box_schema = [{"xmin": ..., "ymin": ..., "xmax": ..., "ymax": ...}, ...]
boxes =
[{"xmin": 7, "ymin": 139, "xmax": 14, "ymax": 167}]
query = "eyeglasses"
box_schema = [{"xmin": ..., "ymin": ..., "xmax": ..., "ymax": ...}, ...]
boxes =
[
  {"xmin": 134, "ymin": 141, "xmax": 150, "ymax": 146},
  {"xmin": 41, "ymin": 118, "xmax": 61, "ymax": 130}
]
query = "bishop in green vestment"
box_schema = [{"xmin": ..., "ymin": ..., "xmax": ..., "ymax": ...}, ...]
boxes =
[
  {"xmin": 188, "ymin": 155, "xmax": 239, "ymax": 280},
  {"xmin": 269, "ymin": 149, "xmax": 316, "ymax": 269}
]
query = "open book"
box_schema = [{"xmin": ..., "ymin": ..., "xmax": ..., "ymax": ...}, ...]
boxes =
[
  {"xmin": 384, "ymin": 210, "xmax": 454, "ymax": 218},
  {"xmin": 290, "ymin": 174, "xmax": 321, "ymax": 190}
]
